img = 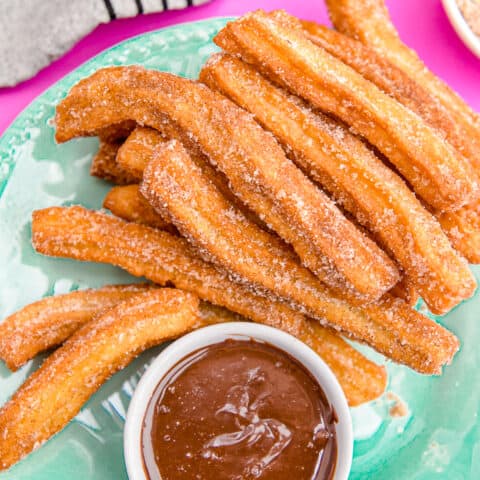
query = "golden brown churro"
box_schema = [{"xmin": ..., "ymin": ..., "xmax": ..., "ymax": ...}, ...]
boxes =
[
  {"xmin": 103, "ymin": 197, "xmax": 389, "ymax": 406},
  {"xmin": 301, "ymin": 19, "xmax": 480, "ymax": 264},
  {"xmin": 0, "ymin": 284, "xmax": 153, "ymax": 371},
  {"xmin": 213, "ymin": 10, "xmax": 479, "ymax": 212},
  {"xmin": 30, "ymin": 208, "xmax": 389, "ymax": 406},
  {"xmin": 99, "ymin": 181, "xmax": 406, "ymax": 405},
  {"xmin": 200, "ymin": 53, "xmax": 476, "ymax": 314},
  {"xmin": 327, "ymin": 0, "xmax": 480, "ymax": 265},
  {"xmin": 32, "ymin": 206, "xmax": 459, "ymax": 375},
  {"xmin": 103, "ymin": 184, "xmax": 175, "ymax": 232},
  {"xmin": 141, "ymin": 139, "xmax": 374, "ymax": 308},
  {"xmin": 300, "ymin": 22, "xmax": 469, "ymax": 157},
  {"xmin": 101, "ymin": 181, "xmax": 391, "ymax": 404},
  {"xmin": 325, "ymin": 0, "xmax": 480, "ymax": 162},
  {"xmin": 116, "ymin": 126, "xmax": 161, "ymax": 182},
  {"xmin": 197, "ymin": 301, "xmax": 246, "ymax": 326},
  {"xmin": 90, "ymin": 140, "xmax": 137, "ymax": 185},
  {"xmin": 0, "ymin": 278, "xmax": 383, "ymax": 408},
  {"xmin": 0, "ymin": 289, "xmax": 200, "ymax": 471},
  {"xmin": 55, "ymin": 65, "xmax": 400, "ymax": 301},
  {"xmin": 438, "ymin": 198, "xmax": 480, "ymax": 264},
  {"xmin": 117, "ymin": 126, "xmax": 267, "ymax": 231}
]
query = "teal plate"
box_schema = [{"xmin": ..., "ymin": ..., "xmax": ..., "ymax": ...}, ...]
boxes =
[{"xmin": 0, "ymin": 18, "xmax": 479, "ymax": 480}]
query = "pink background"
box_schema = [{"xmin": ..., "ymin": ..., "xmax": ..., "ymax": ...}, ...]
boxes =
[{"xmin": 0, "ymin": 0, "xmax": 479, "ymax": 136}]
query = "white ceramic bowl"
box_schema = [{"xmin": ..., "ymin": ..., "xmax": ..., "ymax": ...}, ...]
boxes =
[
  {"xmin": 442, "ymin": 0, "xmax": 480, "ymax": 58},
  {"xmin": 124, "ymin": 322, "xmax": 353, "ymax": 480}
]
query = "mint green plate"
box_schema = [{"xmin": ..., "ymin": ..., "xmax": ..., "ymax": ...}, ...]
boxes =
[{"xmin": 0, "ymin": 18, "xmax": 479, "ymax": 480}]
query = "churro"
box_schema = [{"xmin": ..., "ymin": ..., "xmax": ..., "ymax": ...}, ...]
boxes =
[
  {"xmin": 116, "ymin": 126, "xmax": 161, "ymax": 182},
  {"xmin": 300, "ymin": 22, "xmax": 471, "ymax": 159},
  {"xmin": 32, "ymin": 206, "xmax": 459, "ymax": 374},
  {"xmin": 102, "ymin": 187, "xmax": 392, "ymax": 405},
  {"xmin": 325, "ymin": 0, "xmax": 480, "ymax": 162},
  {"xmin": 89, "ymin": 122, "xmax": 138, "ymax": 184},
  {"xmin": 0, "ymin": 285, "xmax": 386, "ymax": 408},
  {"xmin": 0, "ymin": 288, "xmax": 200, "ymax": 471},
  {"xmin": 325, "ymin": 0, "xmax": 480, "ymax": 258},
  {"xmin": 438, "ymin": 198, "xmax": 480, "ymax": 264},
  {"xmin": 196, "ymin": 301, "xmax": 246, "ymax": 326},
  {"xmin": 200, "ymin": 53, "xmax": 476, "ymax": 314},
  {"xmin": 31, "ymin": 208, "xmax": 390, "ymax": 406},
  {"xmin": 0, "ymin": 284, "xmax": 153, "ymax": 371},
  {"xmin": 116, "ymin": 126, "xmax": 266, "ymax": 231},
  {"xmin": 90, "ymin": 140, "xmax": 123, "ymax": 185},
  {"xmin": 214, "ymin": 10, "xmax": 479, "ymax": 212},
  {"xmin": 90, "ymin": 139, "xmax": 138, "ymax": 185},
  {"xmin": 142, "ymin": 139, "xmax": 374, "ymax": 308},
  {"xmin": 55, "ymin": 66, "xmax": 400, "ymax": 301},
  {"xmin": 103, "ymin": 184, "xmax": 175, "ymax": 232},
  {"xmin": 300, "ymin": 20, "xmax": 480, "ymax": 264}
]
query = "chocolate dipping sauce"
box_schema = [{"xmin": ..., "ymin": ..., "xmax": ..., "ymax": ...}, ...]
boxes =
[{"xmin": 141, "ymin": 339, "xmax": 337, "ymax": 480}]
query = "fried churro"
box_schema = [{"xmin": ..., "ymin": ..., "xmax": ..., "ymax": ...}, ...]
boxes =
[
  {"xmin": 90, "ymin": 139, "xmax": 138, "ymax": 185},
  {"xmin": 438, "ymin": 198, "xmax": 480, "ymax": 264},
  {"xmin": 32, "ymin": 206, "xmax": 458, "ymax": 375},
  {"xmin": 301, "ymin": 19, "xmax": 480, "ymax": 263},
  {"xmin": 300, "ymin": 22, "xmax": 468, "ymax": 157},
  {"xmin": 116, "ymin": 126, "xmax": 267, "ymax": 231},
  {"xmin": 55, "ymin": 66, "xmax": 400, "ymax": 301},
  {"xmin": 0, "ymin": 288, "xmax": 200, "ymax": 471},
  {"xmin": 325, "ymin": 0, "xmax": 480, "ymax": 162},
  {"xmin": 107, "ymin": 203, "xmax": 389, "ymax": 407},
  {"xmin": 141, "ymin": 139, "xmax": 372, "ymax": 309},
  {"xmin": 200, "ymin": 53, "xmax": 475, "ymax": 314},
  {"xmin": 101, "ymin": 183, "xmax": 391, "ymax": 405},
  {"xmin": 103, "ymin": 184, "xmax": 175, "ymax": 232},
  {"xmin": 0, "ymin": 284, "xmax": 153, "ymax": 371},
  {"xmin": 325, "ymin": 0, "xmax": 480, "ymax": 253},
  {"xmin": 116, "ymin": 126, "xmax": 161, "ymax": 182},
  {"xmin": 213, "ymin": 10, "xmax": 479, "ymax": 212},
  {"xmin": 31, "ymin": 207, "xmax": 389, "ymax": 405},
  {"xmin": 196, "ymin": 301, "xmax": 246, "ymax": 326}
]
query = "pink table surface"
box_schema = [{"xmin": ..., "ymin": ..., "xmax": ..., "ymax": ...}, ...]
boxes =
[{"xmin": 0, "ymin": 0, "xmax": 479, "ymax": 137}]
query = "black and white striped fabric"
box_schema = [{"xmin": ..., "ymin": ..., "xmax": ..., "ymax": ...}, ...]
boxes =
[
  {"xmin": 0, "ymin": 0, "xmax": 211, "ymax": 87},
  {"xmin": 102, "ymin": 0, "xmax": 205, "ymax": 20}
]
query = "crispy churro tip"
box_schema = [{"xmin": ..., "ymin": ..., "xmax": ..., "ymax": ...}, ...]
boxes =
[
  {"xmin": 0, "ymin": 283, "xmax": 154, "ymax": 371},
  {"xmin": 103, "ymin": 184, "xmax": 174, "ymax": 232},
  {"xmin": 115, "ymin": 126, "xmax": 164, "ymax": 182},
  {"xmin": 90, "ymin": 140, "xmax": 138, "ymax": 185},
  {"xmin": 0, "ymin": 288, "xmax": 199, "ymax": 471},
  {"xmin": 438, "ymin": 198, "xmax": 480, "ymax": 264}
]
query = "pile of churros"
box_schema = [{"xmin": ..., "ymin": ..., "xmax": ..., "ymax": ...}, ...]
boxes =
[{"xmin": 1, "ymin": 0, "xmax": 479, "ymax": 471}]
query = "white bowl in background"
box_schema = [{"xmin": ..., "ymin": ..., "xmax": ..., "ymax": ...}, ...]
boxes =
[
  {"xmin": 124, "ymin": 322, "xmax": 353, "ymax": 480},
  {"xmin": 442, "ymin": 0, "xmax": 480, "ymax": 58}
]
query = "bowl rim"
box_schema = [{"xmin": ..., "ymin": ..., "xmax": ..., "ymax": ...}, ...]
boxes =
[
  {"xmin": 442, "ymin": 0, "xmax": 480, "ymax": 59},
  {"xmin": 123, "ymin": 321, "xmax": 353, "ymax": 480}
]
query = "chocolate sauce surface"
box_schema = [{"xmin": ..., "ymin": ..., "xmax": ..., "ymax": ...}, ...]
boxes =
[{"xmin": 142, "ymin": 339, "xmax": 337, "ymax": 480}]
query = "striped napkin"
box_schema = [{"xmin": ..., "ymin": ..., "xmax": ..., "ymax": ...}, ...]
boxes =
[{"xmin": 0, "ymin": 0, "xmax": 211, "ymax": 87}]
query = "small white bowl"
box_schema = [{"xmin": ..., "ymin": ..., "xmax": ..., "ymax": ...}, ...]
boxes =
[
  {"xmin": 442, "ymin": 0, "xmax": 480, "ymax": 59},
  {"xmin": 124, "ymin": 322, "xmax": 353, "ymax": 480}
]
